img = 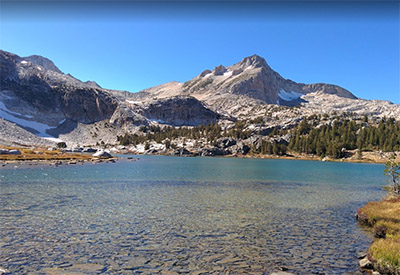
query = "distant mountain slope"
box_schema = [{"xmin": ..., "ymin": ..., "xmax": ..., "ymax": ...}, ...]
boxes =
[
  {"xmin": 131, "ymin": 54, "xmax": 357, "ymax": 106},
  {"xmin": 128, "ymin": 54, "xmax": 400, "ymax": 121},
  {"xmin": 0, "ymin": 50, "xmax": 221, "ymax": 144},
  {"xmin": 0, "ymin": 50, "xmax": 399, "ymax": 147},
  {"xmin": 0, "ymin": 50, "xmax": 118, "ymax": 137}
]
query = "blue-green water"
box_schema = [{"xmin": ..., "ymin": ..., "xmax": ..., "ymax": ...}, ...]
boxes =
[{"xmin": 0, "ymin": 156, "xmax": 385, "ymax": 274}]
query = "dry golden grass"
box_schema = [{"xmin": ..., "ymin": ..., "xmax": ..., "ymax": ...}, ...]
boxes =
[
  {"xmin": 0, "ymin": 146, "xmax": 93, "ymax": 161},
  {"xmin": 370, "ymin": 239, "xmax": 400, "ymax": 270},
  {"xmin": 358, "ymin": 197, "xmax": 400, "ymax": 270},
  {"xmin": 360, "ymin": 199, "xmax": 400, "ymax": 224}
]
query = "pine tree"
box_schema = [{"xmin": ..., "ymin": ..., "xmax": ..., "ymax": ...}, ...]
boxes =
[{"xmin": 272, "ymin": 142, "xmax": 279, "ymax": 155}]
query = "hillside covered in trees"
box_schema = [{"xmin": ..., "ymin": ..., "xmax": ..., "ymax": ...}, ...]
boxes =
[
  {"xmin": 287, "ymin": 116, "xmax": 399, "ymax": 158},
  {"xmin": 117, "ymin": 114, "xmax": 400, "ymax": 159}
]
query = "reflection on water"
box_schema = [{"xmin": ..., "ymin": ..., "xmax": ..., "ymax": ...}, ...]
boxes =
[{"xmin": 0, "ymin": 156, "xmax": 385, "ymax": 274}]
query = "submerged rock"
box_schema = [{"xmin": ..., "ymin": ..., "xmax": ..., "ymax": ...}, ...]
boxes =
[
  {"xmin": 356, "ymin": 251, "xmax": 367, "ymax": 259},
  {"xmin": 0, "ymin": 267, "xmax": 9, "ymax": 274}
]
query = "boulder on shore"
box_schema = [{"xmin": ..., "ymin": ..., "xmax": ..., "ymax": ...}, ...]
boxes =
[
  {"xmin": 359, "ymin": 258, "xmax": 373, "ymax": 269},
  {"xmin": 198, "ymin": 147, "xmax": 230, "ymax": 156},
  {"xmin": 172, "ymin": 148, "xmax": 192, "ymax": 156},
  {"xmin": 230, "ymin": 141, "xmax": 250, "ymax": 155},
  {"xmin": 83, "ymin": 147, "xmax": 97, "ymax": 153},
  {"xmin": 92, "ymin": 150, "xmax": 112, "ymax": 158},
  {"xmin": 215, "ymin": 137, "xmax": 236, "ymax": 149}
]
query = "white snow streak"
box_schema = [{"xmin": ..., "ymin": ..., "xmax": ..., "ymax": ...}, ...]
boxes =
[
  {"xmin": 149, "ymin": 118, "xmax": 166, "ymax": 124},
  {"xmin": 0, "ymin": 101, "xmax": 63, "ymax": 137},
  {"xmin": 0, "ymin": 101, "xmax": 33, "ymax": 118},
  {"xmin": 43, "ymin": 137, "xmax": 64, "ymax": 143},
  {"xmin": 278, "ymin": 90, "xmax": 303, "ymax": 101},
  {"xmin": 223, "ymin": 71, "xmax": 232, "ymax": 77},
  {"xmin": 126, "ymin": 100, "xmax": 140, "ymax": 104}
]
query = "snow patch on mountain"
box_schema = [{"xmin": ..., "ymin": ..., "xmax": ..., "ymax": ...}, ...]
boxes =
[
  {"xmin": 43, "ymin": 137, "xmax": 64, "ymax": 143},
  {"xmin": 149, "ymin": 118, "xmax": 167, "ymax": 124},
  {"xmin": 126, "ymin": 100, "xmax": 141, "ymax": 104},
  {"xmin": 0, "ymin": 101, "xmax": 63, "ymax": 137},
  {"xmin": 0, "ymin": 101, "xmax": 33, "ymax": 118},
  {"xmin": 278, "ymin": 90, "xmax": 303, "ymax": 101},
  {"xmin": 223, "ymin": 70, "xmax": 232, "ymax": 77}
]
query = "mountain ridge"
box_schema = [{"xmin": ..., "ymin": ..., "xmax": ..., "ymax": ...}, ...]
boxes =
[
  {"xmin": 0, "ymin": 49, "xmax": 399, "ymax": 148},
  {"xmin": 131, "ymin": 53, "xmax": 357, "ymax": 108}
]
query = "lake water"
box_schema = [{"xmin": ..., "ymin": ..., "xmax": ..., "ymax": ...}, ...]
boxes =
[{"xmin": 0, "ymin": 156, "xmax": 385, "ymax": 274}]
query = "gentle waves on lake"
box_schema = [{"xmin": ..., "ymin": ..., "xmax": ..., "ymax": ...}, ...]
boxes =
[{"xmin": 0, "ymin": 156, "xmax": 385, "ymax": 274}]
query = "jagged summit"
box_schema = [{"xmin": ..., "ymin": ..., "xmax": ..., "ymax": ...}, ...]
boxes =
[
  {"xmin": 238, "ymin": 54, "xmax": 270, "ymax": 69},
  {"xmin": 23, "ymin": 54, "xmax": 63, "ymax": 74},
  {"xmin": 213, "ymin": 65, "xmax": 227, "ymax": 76}
]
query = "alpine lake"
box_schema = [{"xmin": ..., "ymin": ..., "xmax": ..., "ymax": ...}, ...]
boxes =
[{"xmin": 0, "ymin": 156, "xmax": 385, "ymax": 274}]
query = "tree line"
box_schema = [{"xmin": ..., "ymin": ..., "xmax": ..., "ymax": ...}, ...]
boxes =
[
  {"xmin": 287, "ymin": 117, "xmax": 400, "ymax": 158},
  {"xmin": 117, "ymin": 123, "xmax": 225, "ymax": 146},
  {"xmin": 117, "ymin": 116, "xmax": 400, "ymax": 159}
]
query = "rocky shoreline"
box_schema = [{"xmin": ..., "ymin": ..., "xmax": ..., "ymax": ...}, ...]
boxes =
[
  {"xmin": 124, "ymin": 145, "xmax": 398, "ymax": 165},
  {"xmin": 0, "ymin": 150, "xmax": 392, "ymax": 168},
  {"xmin": 0, "ymin": 146, "xmax": 394, "ymax": 168},
  {"xmin": 0, "ymin": 157, "xmax": 119, "ymax": 168}
]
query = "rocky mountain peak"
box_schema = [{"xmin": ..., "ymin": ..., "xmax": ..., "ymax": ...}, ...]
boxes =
[
  {"xmin": 84, "ymin": 80, "xmax": 102, "ymax": 88},
  {"xmin": 213, "ymin": 65, "xmax": 227, "ymax": 76},
  {"xmin": 238, "ymin": 54, "xmax": 270, "ymax": 69},
  {"xmin": 23, "ymin": 54, "xmax": 63, "ymax": 74}
]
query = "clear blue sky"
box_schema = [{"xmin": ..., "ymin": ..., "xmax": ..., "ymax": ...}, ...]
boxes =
[{"xmin": 1, "ymin": 1, "xmax": 399, "ymax": 103}]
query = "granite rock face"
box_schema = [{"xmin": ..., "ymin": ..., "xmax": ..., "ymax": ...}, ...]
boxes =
[
  {"xmin": 109, "ymin": 105, "xmax": 149, "ymax": 127},
  {"xmin": 0, "ymin": 50, "xmax": 118, "ymax": 126},
  {"xmin": 140, "ymin": 96, "xmax": 220, "ymax": 126},
  {"xmin": 23, "ymin": 54, "xmax": 63, "ymax": 74}
]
